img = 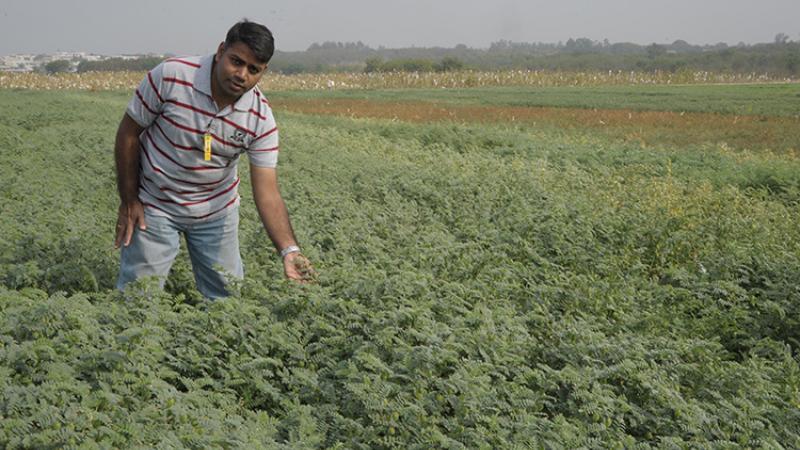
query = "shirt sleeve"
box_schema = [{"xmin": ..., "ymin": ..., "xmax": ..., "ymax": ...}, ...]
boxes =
[
  {"xmin": 125, "ymin": 62, "xmax": 166, "ymax": 128},
  {"xmin": 246, "ymin": 116, "xmax": 280, "ymax": 168}
]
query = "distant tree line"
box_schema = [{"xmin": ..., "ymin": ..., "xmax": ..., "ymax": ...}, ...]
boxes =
[
  {"xmin": 76, "ymin": 56, "xmax": 165, "ymax": 73},
  {"xmin": 363, "ymin": 56, "xmax": 465, "ymax": 73},
  {"xmin": 41, "ymin": 35, "xmax": 800, "ymax": 76},
  {"xmin": 269, "ymin": 35, "xmax": 800, "ymax": 76},
  {"xmin": 41, "ymin": 56, "xmax": 168, "ymax": 74}
]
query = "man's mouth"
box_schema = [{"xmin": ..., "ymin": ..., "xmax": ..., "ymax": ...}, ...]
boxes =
[{"xmin": 229, "ymin": 80, "xmax": 245, "ymax": 91}]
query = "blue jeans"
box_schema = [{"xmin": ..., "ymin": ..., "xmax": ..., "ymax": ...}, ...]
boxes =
[{"xmin": 116, "ymin": 208, "xmax": 244, "ymax": 299}]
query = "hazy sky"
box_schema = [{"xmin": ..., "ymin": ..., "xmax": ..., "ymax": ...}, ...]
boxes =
[{"xmin": 1, "ymin": 0, "xmax": 798, "ymax": 56}]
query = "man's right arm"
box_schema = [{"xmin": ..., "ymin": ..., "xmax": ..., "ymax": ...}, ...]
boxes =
[{"xmin": 114, "ymin": 113, "xmax": 146, "ymax": 248}]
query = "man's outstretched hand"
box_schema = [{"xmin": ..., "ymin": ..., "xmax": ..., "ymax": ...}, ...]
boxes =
[
  {"xmin": 114, "ymin": 201, "xmax": 147, "ymax": 248},
  {"xmin": 283, "ymin": 252, "xmax": 316, "ymax": 283}
]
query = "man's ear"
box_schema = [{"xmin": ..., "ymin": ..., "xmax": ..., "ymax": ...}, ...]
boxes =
[{"xmin": 214, "ymin": 42, "xmax": 225, "ymax": 62}]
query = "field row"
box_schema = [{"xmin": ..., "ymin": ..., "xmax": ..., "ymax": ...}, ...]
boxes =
[
  {"xmin": 267, "ymin": 83, "xmax": 800, "ymax": 155},
  {"xmin": 0, "ymin": 69, "xmax": 791, "ymax": 91},
  {"xmin": 273, "ymin": 98, "xmax": 799, "ymax": 155},
  {"xmin": 272, "ymin": 83, "xmax": 800, "ymax": 116}
]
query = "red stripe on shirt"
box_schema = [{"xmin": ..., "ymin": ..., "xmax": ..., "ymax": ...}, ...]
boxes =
[
  {"xmin": 141, "ymin": 145, "xmax": 227, "ymax": 186},
  {"xmin": 143, "ymin": 196, "xmax": 238, "ymax": 220},
  {"xmin": 154, "ymin": 121, "xmax": 238, "ymax": 163},
  {"xmin": 145, "ymin": 130, "xmax": 222, "ymax": 171},
  {"xmin": 160, "ymin": 113, "xmax": 204, "ymax": 135},
  {"xmin": 143, "ymin": 178, "xmax": 240, "ymax": 206},
  {"xmin": 166, "ymin": 99, "xmax": 215, "ymax": 118},
  {"xmin": 154, "ymin": 121, "xmax": 200, "ymax": 152},
  {"xmin": 143, "ymin": 174, "xmax": 216, "ymax": 194},
  {"xmin": 167, "ymin": 58, "xmax": 201, "ymax": 68},
  {"xmin": 253, "ymin": 126, "xmax": 278, "ymax": 142},
  {"xmin": 254, "ymin": 90, "xmax": 271, "ymax": 107},
  {"xmin": 250, "ymin": 146, "xmax": 279, "ymax": 153},
  {"xmin": 147, "ymin": 71, "xmax": 164, "ymax": 103},
  {"xmin": 135, "ymin": 89, "xmax": 157, "ymax": 115},
  {"xmin": 248, "ymin": 108, "xmax": 267, "ymax": 120},
  {"xmin": 220, "ymin": 117, "xmax": 256, "ymax": 136},
  {"xmin": 159, "ymin": 115, "xmax": 246, "ymax": 149},
  {"xmin": 163, "ymin": 99, "xmax": 256, "ymax": 137},
  {"xmin": 163, "ymin": 77, "xmax": 193, "ymax": 87}
]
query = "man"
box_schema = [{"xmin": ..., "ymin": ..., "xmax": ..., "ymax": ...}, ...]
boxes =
[{"xmin": 114, "ymin": 20, "xmax": 312, "ymax": 299}]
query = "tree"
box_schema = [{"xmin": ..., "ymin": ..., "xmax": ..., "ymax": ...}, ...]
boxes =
[
  {"xmin": 574, "ymin": 38, "xmax": 595, "ymax": 51},
  {"xmin": 437, "ymin": 56, "xmax": 465, "ymax": 72},
  {"xmin": 280, "ymin": 63, "xmax": 308, "ymax": 75},
  {"xmin": 490, "ymin": 40, "xmax": 511, "ymax": 51},
  {"xmin": 382, "ymin": 59, "xmax": 434, "ymax": 72},
  {"xmin": 363, "ymin": 57, "xmax": 384, "ymax": 73},
  {"xmin": 775, "ymin": 33, "xmax": 790, "ymax": 45},
  {"xmin": 786, "ymin": 48, "xmax": 800, "ymax": 73},
  {"xmin": 646, "ymin": 43, "xmax": 667, "ymax": 59},
  {"xmin": 670, "ymin": 40, "xmax": 694, "ymax": 52},
  {"xmin": 44, "ymin": 60, "xmax": 71, "ymax": 74},
  {"xmin": 565, "ymin": 38, "xmax": 595, "ymax": 53}
]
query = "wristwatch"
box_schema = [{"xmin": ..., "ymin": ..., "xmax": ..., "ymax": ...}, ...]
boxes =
[{"xmin": 280, "ymin": 245, "xmax": 301, "ymax": 258}]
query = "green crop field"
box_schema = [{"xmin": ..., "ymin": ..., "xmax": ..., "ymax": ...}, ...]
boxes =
[
  {"xmin": 1, "ymin": 85, "xmax": 799, "ymax": 448},
  {"xmin": 272, "ymin": 83, "xmax": 800, "ymax": 117}
]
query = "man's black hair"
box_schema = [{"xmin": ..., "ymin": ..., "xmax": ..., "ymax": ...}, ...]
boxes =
[{"xmin": 225, "ymin": 20, "xmax": 275, "ymax": 64}]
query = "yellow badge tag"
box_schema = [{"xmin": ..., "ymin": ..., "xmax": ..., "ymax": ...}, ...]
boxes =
[{"xmin": 203, "ymin": 133, "xmax": 212, "ymax": 161}]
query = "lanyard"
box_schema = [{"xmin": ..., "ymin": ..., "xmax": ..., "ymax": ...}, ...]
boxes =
[
  {"xmin": 203, "ymin": 120, "xmax": 214, "ymax": 161},
  {"xmin": 203, "ymin": 133, "xmax": 212, "ymax": 161}
]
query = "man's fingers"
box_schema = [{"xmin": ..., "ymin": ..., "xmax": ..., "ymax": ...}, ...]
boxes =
[
  {"xmin": 123, "ymin": 221, "xmax": 135, "ymax": 247},
  {"xmin": 287, "ymin": 270, "xmax": 305, "ymax": 282},
  {"xmin": 284, "ymin": 262, "xmax": 303, "ymax": 280},
  {"xmin": 285, "ymin": 255, "xmax": 316, "ymax": 283},
  {"xmin": 135, "ymin": 213, "xmax": 147, "ymax": 231},
  {"xmin": 114, "ymin": 224, "xmax": 125, "ymax": 248},
  {"xmin": 115, "ymin": 203, "xmax": 146, "ymax": 249}
]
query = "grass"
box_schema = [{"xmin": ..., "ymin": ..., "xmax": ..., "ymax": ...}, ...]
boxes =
[{"xmin": 1, "ymin": 86, "xmax": 799, "ymax": 447}]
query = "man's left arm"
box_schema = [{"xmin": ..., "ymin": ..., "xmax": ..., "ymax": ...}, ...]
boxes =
[{"xmin": 250, "ymin": 164, "xmax": 313, "ymax": 281}]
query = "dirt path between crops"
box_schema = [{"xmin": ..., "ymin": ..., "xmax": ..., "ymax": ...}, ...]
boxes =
[{"xmin": 274, "ymin": 97, "xmax": 800, "ymax": 154}]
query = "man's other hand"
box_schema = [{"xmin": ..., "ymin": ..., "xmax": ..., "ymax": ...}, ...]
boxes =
[
  {"xmin": 115, "ymin": 201, "xmax": 147, "ymax": 248},
  {"xmin": 283, "ymin": 252, "xmax": 316, "ymax": 283}
]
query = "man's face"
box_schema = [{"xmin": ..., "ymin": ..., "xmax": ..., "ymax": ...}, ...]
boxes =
[{"xmin": 212, "ymin": 41, "xmax": 268, "ymax": 101}]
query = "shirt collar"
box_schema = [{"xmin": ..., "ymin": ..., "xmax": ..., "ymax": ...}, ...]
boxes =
[
  {"xmin": 193, "ymin": 54, "xmax": 214, "ymax": 97},
  {"xmin": 193, "ymin": 53, "xmax": 256, "ymax": 112}
]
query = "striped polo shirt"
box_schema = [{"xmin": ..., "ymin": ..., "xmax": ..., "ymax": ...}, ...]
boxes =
[{"xmin": 126, "ymin": 54, "xmax": 279, "ymax": 223}]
